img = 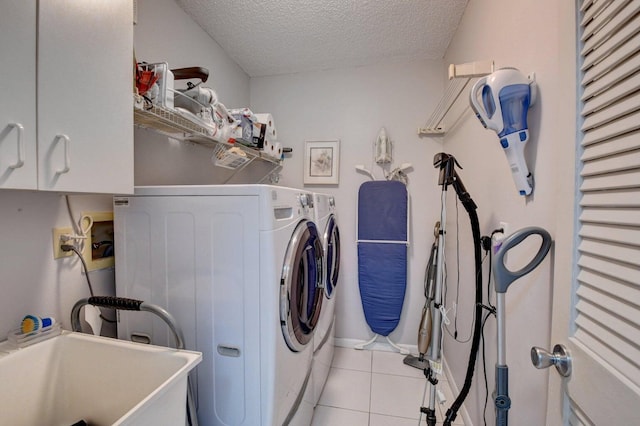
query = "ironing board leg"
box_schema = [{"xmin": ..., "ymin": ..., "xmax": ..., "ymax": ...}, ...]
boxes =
[
  {"xmin": 354, "ymin": 334, "xmax": 379, "ymax": 350},
  {"xmin": 354, "ymin": 334, "xmax": 410, "ymax": 355},
  {"xmin": 386, "ymin": 336, "xmax": 410, "ymax": 355}
]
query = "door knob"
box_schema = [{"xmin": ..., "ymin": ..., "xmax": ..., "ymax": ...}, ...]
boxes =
[{"xmin": 531, "ymin": 344, "xmax": 571, "ymax": 377}]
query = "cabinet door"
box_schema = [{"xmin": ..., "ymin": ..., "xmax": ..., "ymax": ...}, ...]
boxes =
[
  {"xmin": 0, "ymin": 0, "xmax": 37, "ymax": 190},
  {"xmin": 38, "ymin": 0, "xmax": 133, "ymax": 194}
]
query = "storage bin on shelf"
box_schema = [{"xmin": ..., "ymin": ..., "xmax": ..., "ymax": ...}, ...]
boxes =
[{"xmin": 212, "ymin": 144, "xmax": 251, "ymax": 170}]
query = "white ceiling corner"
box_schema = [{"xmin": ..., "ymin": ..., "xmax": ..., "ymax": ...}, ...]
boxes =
[{"xmin": 174, "ymin": 0, "xmax": 469, "ymax": 77}]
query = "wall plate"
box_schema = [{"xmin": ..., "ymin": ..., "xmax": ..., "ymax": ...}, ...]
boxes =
[{"xmin": 52, "ymin": 227, "xmax": 74, "ymax": 259}]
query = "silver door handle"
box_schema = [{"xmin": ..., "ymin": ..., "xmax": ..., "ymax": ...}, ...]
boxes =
[{"xmin": 531, "ymin": 344, "xmax": 571, "ymax": 377}]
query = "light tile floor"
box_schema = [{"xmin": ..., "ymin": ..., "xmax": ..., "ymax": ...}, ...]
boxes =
[{"xmin": 312, "ymin": 347, "xmax": 466, "ymax": 426}]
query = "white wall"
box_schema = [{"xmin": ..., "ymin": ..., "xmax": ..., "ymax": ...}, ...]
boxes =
[
  {"xmin": 250, "ymin": 59, "xmax": 446, "ymax": 347},
  {"xmin": 0, "ymin": 191, "xmax": 115, "ymax": 339},
  {"xmin": 441, "ymin": 1, "xmax": 575, "ymax": 425},
  {"xmin": 0, "ymin": 0, "xmax": 250, "ymax": 340}
]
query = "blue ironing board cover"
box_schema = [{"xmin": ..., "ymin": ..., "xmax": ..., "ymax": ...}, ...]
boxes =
[{"xmin": 357, "ymin": 180, "xmax": 408, "ymax": 336}]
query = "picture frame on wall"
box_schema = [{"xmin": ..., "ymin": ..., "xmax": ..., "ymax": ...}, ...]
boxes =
[{"xmin": 304, "ymin": 140, "xmax": 340, "ymax": 185}]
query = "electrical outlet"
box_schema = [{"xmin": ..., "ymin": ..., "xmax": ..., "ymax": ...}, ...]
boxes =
[
  {"xmin": 499, "ymin": 221, "xmax": 509, "ymax": 236},
  {"xmin": 52, "ymin": 227, "xmax": 73, "ymax": 259}
]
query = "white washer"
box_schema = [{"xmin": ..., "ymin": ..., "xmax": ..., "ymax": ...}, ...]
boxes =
[
  {"xmin": 311, "ymin": 192, "xmax": 341, "ymax": 405},
  {"xmin": 113, "ymin": 185, "xmax": 324, "ymax": 426}
]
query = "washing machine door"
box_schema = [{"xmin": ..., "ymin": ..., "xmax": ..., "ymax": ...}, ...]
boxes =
[
  {"xmin": 323, "ymin": 214, "xmax": 341, "ymax": 299},
  {"xmin": 281, "ymin": 219, "xmax": 324, "ymax": 352}
]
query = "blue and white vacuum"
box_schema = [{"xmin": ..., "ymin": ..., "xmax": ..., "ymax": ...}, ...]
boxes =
[{"xmin": 470, "ymin": 68, "xmax": 537, "ymax": 196}]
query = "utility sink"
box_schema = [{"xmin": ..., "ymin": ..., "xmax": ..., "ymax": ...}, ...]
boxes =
[{"xmin": 0, "ymin": 331, "xmax": 201, "ymax": 425}]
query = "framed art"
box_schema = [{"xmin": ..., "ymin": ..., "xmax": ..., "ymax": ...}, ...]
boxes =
[{"xmin": 304, "ymin": 140, "xmax": 340, "ymax": 185}]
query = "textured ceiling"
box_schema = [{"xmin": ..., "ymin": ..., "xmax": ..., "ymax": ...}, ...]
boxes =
[{"xmin": 175, "ymin": 0, "xmax": 469, "ymax": 77}]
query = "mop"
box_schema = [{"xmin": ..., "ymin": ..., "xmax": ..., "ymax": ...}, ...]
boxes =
[
  {"xmin": 356, "ymin": 180, "xmax": 409, "ymax": 354},
  {"xmin": 403, "ymin": 221, "xmax": 439, "ymax": 370}
]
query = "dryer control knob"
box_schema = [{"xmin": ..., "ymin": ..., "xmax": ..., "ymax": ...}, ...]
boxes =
[{"xmin": 299, "ymin": 194, "xmax": 309, "ymax": 208}]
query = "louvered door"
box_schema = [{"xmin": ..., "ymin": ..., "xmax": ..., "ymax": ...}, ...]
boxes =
[{"xmin": 546, "ymin": 1, "xmax": 640, "ymax": 424}]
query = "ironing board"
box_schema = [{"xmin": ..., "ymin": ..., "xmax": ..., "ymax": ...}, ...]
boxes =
[{"xmin": 356, "ymin": 180, "xmax": 409, "ymax": 354}]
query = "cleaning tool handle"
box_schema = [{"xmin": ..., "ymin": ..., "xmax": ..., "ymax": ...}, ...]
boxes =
[
  {"xmin": 470, "ymin": 76, "xmax": 501, "ymax": 133},
  {"xmin": 433, "ymin": 152, "xmax": 460, "ymax": 185},
  {"xmin": 493, "ymin": 227, "xmax": 552, "ymax": 293},
  {"xmin": 87, "ymin": 295, "xmax": 143, "ymax": 311},
  {"xmin": 71, "ymin": 297, "xmax": 185, "ymax": 350}
]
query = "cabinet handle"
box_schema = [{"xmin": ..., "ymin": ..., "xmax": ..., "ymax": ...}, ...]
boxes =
[
  {"xmin": 55, "ymin": 134, "xmax": 71, "ymax": 175},
  {"xmin": 8, "ymin": 123, "xmax": 25, "ymax": 169}
]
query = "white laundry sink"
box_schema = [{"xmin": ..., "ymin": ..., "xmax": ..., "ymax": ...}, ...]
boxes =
[{"xmin": 0, "ymin": 331, "xmax": 201, "ymax": 425}]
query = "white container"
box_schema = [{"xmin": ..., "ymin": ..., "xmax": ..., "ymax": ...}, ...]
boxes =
[{"xmin": 0, "ymin": 331, "xmax": 201, "ymax": 425}]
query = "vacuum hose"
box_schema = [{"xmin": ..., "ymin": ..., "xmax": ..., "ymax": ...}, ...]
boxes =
[
  {"xmin": 443, "ymin": 196, "xmax": 482, "ymax": 425},
  {"xmin": 433, "ymin": 153, "xmax": 483, "ymax": 426}
]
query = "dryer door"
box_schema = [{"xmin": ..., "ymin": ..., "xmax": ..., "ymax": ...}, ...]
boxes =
[
  {"xmin": 323, "ymin": 214, "xmax": 341, "ymax": 299},
  {"xmin": 281, "ymin": 219, "xmax": 324, "ymax": 352}
]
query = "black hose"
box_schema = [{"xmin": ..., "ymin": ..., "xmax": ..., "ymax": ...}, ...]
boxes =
[
  {"xmin": 432, "ymin": 153, "xmax": 484, "ymax": 425},
  {"xmin": 443, "ymin": 188, "xmax": 483, "ymax": 426}
]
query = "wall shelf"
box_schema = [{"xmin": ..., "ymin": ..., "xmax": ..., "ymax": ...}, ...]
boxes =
[
  {"xmin": 133, "ymin": 95, "xmax": 283, "ymax": 182},
  {"xmin": 418, "ymin": 60, "xmax": 494, "ymax": 136},
  {"xmin": 134, "ymin": 98, "xmax": 217, "ymax": 141}
]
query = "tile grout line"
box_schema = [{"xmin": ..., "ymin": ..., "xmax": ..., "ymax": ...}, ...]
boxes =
[
  {"xmin": 315, "ymin": 403, "xmax": 371, "ymax": 415},
  {"xmin": 368, "ymin": 350, "xmax": 373, "ymax": 426}
]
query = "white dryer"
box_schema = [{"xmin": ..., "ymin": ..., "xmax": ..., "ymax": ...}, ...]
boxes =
[
  {"xmin": 113, "ymin": 185, "xmax": 324, "ymax": 426},
  {"xmin": 311, "ymin": 192, "xmax": 341, "ymax": 405}
]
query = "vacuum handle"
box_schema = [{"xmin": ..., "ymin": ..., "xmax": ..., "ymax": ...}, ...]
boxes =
[
  {"xmin": 470, "ymin": 76, "xmax": 494, "ymax": 131},
  {"xmin": 493, "ymin": 227, "xmax": 552, "ymax": 293}
]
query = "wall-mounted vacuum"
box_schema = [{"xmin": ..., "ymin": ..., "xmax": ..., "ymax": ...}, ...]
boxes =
[{"xmin": 470, "ymin": 68, "xmax": 537, "ymax": 196}]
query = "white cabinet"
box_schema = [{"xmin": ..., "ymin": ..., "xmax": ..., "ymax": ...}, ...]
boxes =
[
  {"xmin": 0, "ymin": 0, "xmax": 133, "ymax": 194},
  {"xmin": 0, "ymin": 0, "xmax": 37, "ymax": 190}
]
